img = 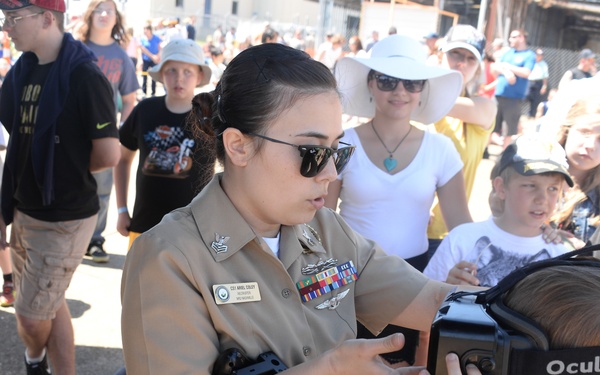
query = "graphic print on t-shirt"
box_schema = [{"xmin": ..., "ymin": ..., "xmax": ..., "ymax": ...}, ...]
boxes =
[
  {"xmin": 96, "ymin": 55, "xmax": 123, "ymax": 84},
  {"xmin": 469, "ymin": 235, "xmax": 552, "ymax": 287},
  {"xmin": 19, "ymin": 83, "xmax": 40, "ymax": 135},
  {"xmin": 142, "ymin": 125, "xmax": 195, "ymax": 178}
]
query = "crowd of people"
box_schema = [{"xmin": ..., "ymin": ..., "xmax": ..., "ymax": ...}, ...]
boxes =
[{"xmin": 0, "ymin": 0, "xmax": 599, "ymax": 374}]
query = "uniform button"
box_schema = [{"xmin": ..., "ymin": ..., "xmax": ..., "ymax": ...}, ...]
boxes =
[
  {"xmin": 282, "ymin": 288, "xmax": 292, "ymax": 298},
  {"xmin": 303, "ymin": 346, "xmax": 311, "ymax": 357}
]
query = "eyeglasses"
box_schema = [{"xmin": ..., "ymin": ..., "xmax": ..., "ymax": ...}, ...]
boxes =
[
  {"xmin": 0, "ymin": 12, "xmax": 44, "ymax": 28},
  {"xmin": 370, "ymin": 73, "xmax": 427, "ymax": 93},
  {"xmin": 248, "ymin": 132, "xmax": 355, "ymax": 177},
  {"xmin": 92, "ymin": 9, "xmax": 116, "ymax": 16}
]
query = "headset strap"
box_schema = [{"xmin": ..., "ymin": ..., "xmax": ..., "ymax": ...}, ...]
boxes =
[
  {"xmin": 510, "ymin": 346, "xmax": 600, "ymax": 374},
  {"xmin": 476, "ymin": 245, "xmax": 600, "ymax": 304}
]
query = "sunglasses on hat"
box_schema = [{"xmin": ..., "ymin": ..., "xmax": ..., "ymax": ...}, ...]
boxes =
[
  {"xmin": 248, "ymin": 133, "xmax": 355, "ymax": 177},
  {"xmin": 369, "ymin": 72, "xmax": 427, "ymax": 93}
]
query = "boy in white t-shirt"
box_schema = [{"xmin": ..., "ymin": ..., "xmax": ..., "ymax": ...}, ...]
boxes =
[{"xmin": 425, "ymin": 134, "xmax": 574, "ymax": 287}]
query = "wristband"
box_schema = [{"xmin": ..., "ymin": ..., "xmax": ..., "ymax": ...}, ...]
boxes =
[{"xmin": 117, "ymin": 206, "xmax": 128, "ymax": 214}]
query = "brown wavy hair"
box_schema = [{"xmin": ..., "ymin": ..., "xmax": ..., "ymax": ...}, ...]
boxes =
[
  {"xmin": 504, "ymin": 264, "xmax": 600, "ymax": 349},
  {"xmin": 76, "ymin": 0, "xmax": 129, "ymax": 47},
  {"xmin": 552, "ymin": 94, "xmax": 600, "ymax": 229}
]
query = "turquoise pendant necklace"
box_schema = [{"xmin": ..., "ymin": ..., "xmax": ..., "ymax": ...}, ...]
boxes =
[{"xmin": 371, "ymin": 120, "xmax": 412, "ymax": 173}]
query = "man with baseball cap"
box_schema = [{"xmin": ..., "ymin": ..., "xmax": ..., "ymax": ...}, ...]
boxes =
[
  {"xmin": 558, "ymin": 48, "xmax": 597, "ymax": 90},
  {"xmin": 0, "ymin": 0, "xmax": 120, "ymax": 373},
  {"xmin": 423, "ymin": 31, "xmax": 439, "ymax": 57},
  {"xmin": 526, "ymin": 48, "xmax": 549, "ymax": 118}
]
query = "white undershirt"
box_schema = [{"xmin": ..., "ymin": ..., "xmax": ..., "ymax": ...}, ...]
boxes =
[{"xmin": 262, "ymin": 233, "xmax": 281, "ymax": 258}]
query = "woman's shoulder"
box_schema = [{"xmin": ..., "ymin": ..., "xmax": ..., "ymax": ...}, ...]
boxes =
[
  {"xmin": 341, "ymin": 126, "xmax": 361, "ymax": 145},
  {"xmin": 422, "ymin": 128, "xmax": 456, "ymax": 150},
  {"xmin": 450, "ymin": 218, "xmax": 493, "ymax": 235},
  {"xmin": 140, "ymin": 206, "xmax": 203, "ymax": 252}
]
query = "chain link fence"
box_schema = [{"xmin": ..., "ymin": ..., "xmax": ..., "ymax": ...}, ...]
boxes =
[{"xmin": 522, "ymin": 45, "xmax": 594, "ymax": 115}]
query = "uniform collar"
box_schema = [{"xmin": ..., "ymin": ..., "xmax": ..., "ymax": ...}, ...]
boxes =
[{"xmin": 192, "ymin": 174, "xmax": 326, "ymax": 265}]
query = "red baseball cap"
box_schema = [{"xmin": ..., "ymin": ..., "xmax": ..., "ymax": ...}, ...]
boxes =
[{"xmin": 0, "ymin": 0, "xmax": 66, "ymax": 12}]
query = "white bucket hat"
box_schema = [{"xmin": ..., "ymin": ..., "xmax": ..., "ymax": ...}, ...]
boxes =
[
  {"xmin": 148, "ymin": 39, "xmax": 212, "ymax": 87},
  {"xmin": 335, "ymin": 34, "xmax": 463, "ymax": 124}
]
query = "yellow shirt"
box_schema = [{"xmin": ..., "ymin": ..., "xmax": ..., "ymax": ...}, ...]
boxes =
[{"xmin": 427, "ymin": 116, "xmax": 493, "ymax": 239}]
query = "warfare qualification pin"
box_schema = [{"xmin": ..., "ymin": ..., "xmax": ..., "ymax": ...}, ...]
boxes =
[{"xmin": 315, "ymin": 289, "xmax": 350, "ymax": 310}]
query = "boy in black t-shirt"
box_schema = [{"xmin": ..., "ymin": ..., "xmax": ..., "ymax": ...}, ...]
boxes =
[{"xmin": 115, "ymin": 39, "xmax": 215, "ymax": 249}]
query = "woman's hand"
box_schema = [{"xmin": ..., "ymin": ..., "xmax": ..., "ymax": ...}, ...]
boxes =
[
  {"xmin": 540, "ymin": 223, "xmax": 562, "ymax": 244},
  {"xmin": 313, "ymin": 334, "xmax": 430, "ymax": 374},
  {"xmin": 445, "ymin": 353, "xmax": 481, "ymax": 375},
  {"xmin": 540, "ymin": 224, "xmax": 586, "ymax": 249},
  {"xmin": 445, "ymin": 261, "xmax": 479, "ymax": 286}
]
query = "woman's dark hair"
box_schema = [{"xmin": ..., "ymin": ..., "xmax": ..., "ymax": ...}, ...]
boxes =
[
  {"xmin": 187, "ymin": 43, "xmax": 338, "ymax": 166},
  {"xmin": 187, "ymin": 93, "xmax": 217, "ymax": 191}
]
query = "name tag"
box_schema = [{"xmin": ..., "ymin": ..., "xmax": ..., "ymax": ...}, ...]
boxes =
[{"xmin": 213, "ymin": 282, "xmax": 262, "ymax": 305}]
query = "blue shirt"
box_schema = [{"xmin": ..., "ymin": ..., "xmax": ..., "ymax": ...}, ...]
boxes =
[
  {"xmin": 141, "ymin": 35, "xmax": 161, "ymax": 62},
  {"xmin": 495, "ymin": 48, "xmax": 536, "ymax": 99}
]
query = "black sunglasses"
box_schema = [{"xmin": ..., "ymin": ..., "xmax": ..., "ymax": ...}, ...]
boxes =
[
  {"xmin": 370, "ymin": 73, "xmax": 427, "ymax": 93},
  {"xmin": 248, "ymin": 133, "xmax": 355, "ymax": 177}
]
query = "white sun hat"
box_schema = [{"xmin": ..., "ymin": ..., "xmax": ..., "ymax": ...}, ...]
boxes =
[
  {"xmin": 148, "ymin": 39, "xmax": 212, "ymax": 87},
  {"xmin": 335, "ymin": 34, "xmax": 463, "ymax": 124}
]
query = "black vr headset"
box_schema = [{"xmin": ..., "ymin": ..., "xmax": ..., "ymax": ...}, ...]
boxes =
[{"xmin": 427, "ymin": 245, "xmax": 600, "ymax": 375}]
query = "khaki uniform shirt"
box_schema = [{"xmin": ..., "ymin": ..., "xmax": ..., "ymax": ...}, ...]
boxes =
[{"xmin": 121, "ymin": 174, "xmax": 429, "ymax": 374}]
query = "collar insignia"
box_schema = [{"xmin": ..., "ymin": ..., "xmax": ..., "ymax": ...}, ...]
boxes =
[
  {"xmin": 302, "ymin": 228, "xmax": 316, "ymax": 246},
  {"xmin": 302, "ymin": 224, "xmax": 322, "ymax": 246},
  {"xmin": 211, "ymin": 233, "xmax": 230, "ymax": 254}
]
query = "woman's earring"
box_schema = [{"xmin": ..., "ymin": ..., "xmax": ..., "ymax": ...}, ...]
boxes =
[
  {"xmin": 418, "ymin": 100, "xmax": 422, "ymax": 107},
  {"xmin": 370, "ymin": 96, "xmax": 373, "ymax": 103}
]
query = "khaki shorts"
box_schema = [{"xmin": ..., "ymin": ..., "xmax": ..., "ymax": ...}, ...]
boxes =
[{"xmin": 11, "ymin": 210, "xmax": 97, "ymax": 320}]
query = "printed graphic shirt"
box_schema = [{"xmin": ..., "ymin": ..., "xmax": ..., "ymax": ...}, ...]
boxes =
[
  {"xmin": 119, "ymin": 96, "xmax": 211, "ymax": 233},
  {"xmin": 424, "ymin": 217, "xmax": 569, "ymax": 287},
  {"xmin": 86, "ymin": 40, "xmax": 139, "ymax": 111}
]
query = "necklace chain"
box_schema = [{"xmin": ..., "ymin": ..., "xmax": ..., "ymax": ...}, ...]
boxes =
[{"xmin": 371, "ymin": 120, "xmax": 412, "ymax": 157}]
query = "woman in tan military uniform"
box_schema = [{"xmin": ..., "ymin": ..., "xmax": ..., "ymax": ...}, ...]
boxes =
[{"xmin": 121, "ymin": 42, "xmax": 463, "ymax": 374}]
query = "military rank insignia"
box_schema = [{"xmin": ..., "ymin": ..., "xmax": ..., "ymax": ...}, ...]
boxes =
[{"xmin": 211, "ymin": 233, "xmax": 230, "ymax": 254}]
